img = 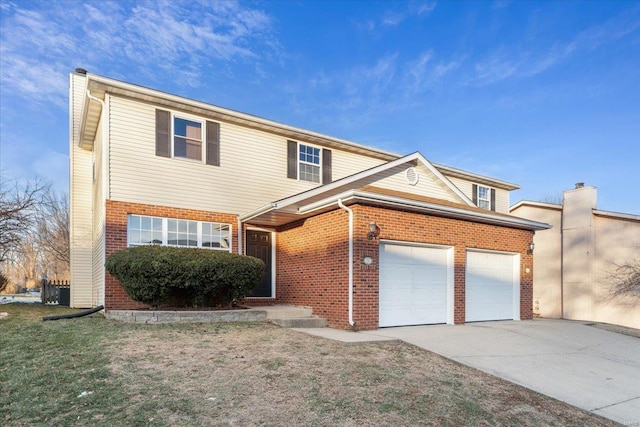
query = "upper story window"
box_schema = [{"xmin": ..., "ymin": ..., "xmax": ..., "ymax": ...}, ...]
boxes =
[
  {"xmin": 477, "ymin": 185, "xmax": 491, "ymax": 210},
  {"xmin": 299, "ymin": 144, "xmax": 321, "ymax": 183},
  {"xmin": 173, "ymin": 117, "xmax": 202, "ymax": 161},
  {"xmin": 287, "ymin": 140, "xmax": 332, "ymax": 185},
  {"xmin": 128, "ymin": 214, "xmax": 231, "ymax": 251},
  {"xmin": 473, "ymin": 184, "xmax": 495, "ymax": 211},
  {"xmin": 156, "ymin": 109, "xmax": 220, "ymax": 166}
]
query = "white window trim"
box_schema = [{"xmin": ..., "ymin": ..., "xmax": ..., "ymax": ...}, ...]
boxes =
[
  {"xmin": 127, "ymin": 214, "xmax": 232, "ymax": 252},
  {"xmin": 477, "ymin": 185, "xmax": 491, "ymax": 210},
  {"xmin": 172, "ymin": 113, "xmax": 205, "ymax": 163},
  {"xmin": 298, "ymin": 142, "xmax": 322, "ymax": 183}
]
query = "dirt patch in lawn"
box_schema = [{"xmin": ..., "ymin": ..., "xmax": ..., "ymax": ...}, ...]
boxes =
[{"xmin": 107, "ymin": 322, "xmax": 616, "ymax": 426}]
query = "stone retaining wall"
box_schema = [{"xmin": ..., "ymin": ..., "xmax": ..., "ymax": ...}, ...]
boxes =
[{"xmin": 106, "ymin": 309, "xmax": 267, "ymax": 324}]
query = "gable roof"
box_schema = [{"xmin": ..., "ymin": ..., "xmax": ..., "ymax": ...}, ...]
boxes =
[
  {"xmin": 241, "ymin": 154, "xmax": 549, "ymax": 231},
  {"xmin": 77, "ymin": 71, "xmax": 398, "ymax": 161},
  {"xmin": 75, "ymin": 71, "xmax": 522, "ymax": 192}
]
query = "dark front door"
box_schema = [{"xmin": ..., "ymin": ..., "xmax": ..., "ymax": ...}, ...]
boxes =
[{"xmin": 246, "ymin": 230, "xmax": 272, "ymax": 297}]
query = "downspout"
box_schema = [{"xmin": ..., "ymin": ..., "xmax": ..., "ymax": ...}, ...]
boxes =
[
  {"xmin": 86, "ymin": 90, "xmax": 104, "ymax": 108},
  {"xmin": 237, "ymin": 218, "xmax": 243, "ymax": 255},
  {"xmin": 337, "ymin": 199, "xmax": 355, "ymax": 327}
]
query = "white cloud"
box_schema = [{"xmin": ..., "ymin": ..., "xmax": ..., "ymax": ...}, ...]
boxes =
[
  {"xmin": 357, "ymin": 1, "xmax": 437, "ymax": 32},
  {"xmin": 405, "ymin": 51, "xmax": 461, "ymax": 94},
  {"xmin": 0, "ymin": 0, "xmax": 280, "ymax": 108},
  {"xmin": 469, "ymin": 6, "xmax": 640, "ymax": 86},
  {"xmin": 415, "ymin": 2, "xmax": 437, "ymax": 16}
]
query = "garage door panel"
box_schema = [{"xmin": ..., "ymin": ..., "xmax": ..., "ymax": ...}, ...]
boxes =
[
  {"xmin": 379, "ymin": 242, "xmax": 451, "ymax": 327},
  {"xmin": 465, "ymin": 251, "xmax": 519, "ymax": 322}
]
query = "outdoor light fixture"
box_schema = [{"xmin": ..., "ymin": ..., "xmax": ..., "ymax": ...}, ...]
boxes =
[
  {"xmin": 528, "ymin": 242, "xmax": 535, "ymax": 254},
  {"xmin": 367, "ymin": 221, "xmax": 381, "ymax": 240}
]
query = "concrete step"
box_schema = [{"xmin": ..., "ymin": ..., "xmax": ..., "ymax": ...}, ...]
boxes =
[
  {"xmin": 270, "ymin": 316, "xmax": 328, "ymax": 328},
  {"xmin": 260, "ymin": 305, "xmax": 314, "ymax": 320}
]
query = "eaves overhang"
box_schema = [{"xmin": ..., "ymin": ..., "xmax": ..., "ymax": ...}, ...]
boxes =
[
  {"xmin": 82, "ymin": 73, "xmax": 399, "ymax": 161},
  {"xmin": 434, "ymin": 163, "xmax": 520, "ymax": 191},
  {"xmin": 242, "ymin": 189, "xmax": 551, "ymax": 231},
  {"xmin": 78, "ymin": 87, "xmax": 105, "ymax": 150},
  {"xmin": 510, "ymin": 200, "xmax": 563, "ymax": 213},
  {"xmin": 593, "ymin": 209, "xmax": 640, "ymax": 222}
]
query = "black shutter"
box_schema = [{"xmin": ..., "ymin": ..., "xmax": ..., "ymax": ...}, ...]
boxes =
[
  {"xmin": 322, "ymin": 148, "xmax": 332, "ymax": 184},
  {"xmin": 206, "ymin": 121, "xmax": 220, "ymax": 166},
  {"xmin": 287, "ymin": 140, "xmax": 297, "ymax": 179},
  {"xmin": 490, "ymin": 188, "xmax": 496, "ymax": 211},
  {"xmin": 155, "ymin": 109, "xmax": 170, "ymax": 158},
  {"xmin": 472, "ymin": 184, "xmax": 478, "ymax": 205}
]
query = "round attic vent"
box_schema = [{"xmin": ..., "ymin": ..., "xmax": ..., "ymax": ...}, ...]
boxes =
[{"xmin": 405, "ymin": 167, "xmax": 419, "ymax": 185}]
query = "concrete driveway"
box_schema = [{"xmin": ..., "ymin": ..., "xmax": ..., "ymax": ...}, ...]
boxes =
[{"xmin": 367, "ymin": 319, "xmax": 640, "ymax": 425}]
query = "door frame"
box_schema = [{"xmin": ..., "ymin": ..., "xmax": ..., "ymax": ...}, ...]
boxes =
[
  {"xmin": 245, "ymin": 227, "xmax": 276, "ymax": 299},
  {"xmin": 465, "ymin": 249, "xmax": 521, "ymax": 322},
  {"xmin": 378, "ymin": 240, "xmax": 455, "ymax": 326}
]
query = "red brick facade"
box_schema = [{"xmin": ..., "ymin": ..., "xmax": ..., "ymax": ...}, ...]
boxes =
[
  {"xmin": 274, "ymin": 203, "xmax": 534, "ymax": 330},
  {"xmin": 104, "ymin": 200, "xmax": 238, "ymax": 310},
  {"xmin": 104, "ymin": 200, "xmax": 534, "ymax": 331}
]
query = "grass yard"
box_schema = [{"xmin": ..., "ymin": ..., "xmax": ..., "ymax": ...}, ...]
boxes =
[{"xmin": 0, "ymin": 304, "xmax": 617, "ymax": 426}]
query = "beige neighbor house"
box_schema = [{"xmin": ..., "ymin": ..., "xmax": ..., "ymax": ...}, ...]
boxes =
[
  {"xmin": 511, "ymin": 184, "xmax": 640, "ymax": 330},
  {"xmin": 70, "ymin": 70, "xmax": 549, "ymax": 330}
]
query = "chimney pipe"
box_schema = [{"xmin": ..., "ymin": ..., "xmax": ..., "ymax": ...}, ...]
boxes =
[
  {"xmin": 75, "ymin": 68, "xmax": 87, "ymax": 75},
  {"xmin": 575, "ymin": 182, "xmax": 584, "ymax": 189}
]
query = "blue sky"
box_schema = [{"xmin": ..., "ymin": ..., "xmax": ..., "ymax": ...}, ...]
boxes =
[{"xmin": 1, "ymin": 0, "xmax": 639, "ymax": 213}]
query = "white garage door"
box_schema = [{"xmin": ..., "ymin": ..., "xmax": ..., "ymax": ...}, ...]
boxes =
[
  {"xmin": 465, "ymin": 251, "xmax": 520, "ymax": 322},
  {"xmin": 379, "ymin": 242, "xmax": 452, "ymax": 327}
]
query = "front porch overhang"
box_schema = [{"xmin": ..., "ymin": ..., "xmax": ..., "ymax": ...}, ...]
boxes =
[{"xmin": 240, "ymin": 188, "xmax": 551, "ymax": 231}]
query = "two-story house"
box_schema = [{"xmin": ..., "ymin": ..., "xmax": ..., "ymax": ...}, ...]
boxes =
[{"xmin": 70, "ymin": 70, "xmax": 549, "ymax": 330}]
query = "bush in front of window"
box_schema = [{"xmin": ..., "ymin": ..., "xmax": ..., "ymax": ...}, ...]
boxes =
[{"xmin": 105, "ymin": 245, "xmax": 265, "ymax": 308}]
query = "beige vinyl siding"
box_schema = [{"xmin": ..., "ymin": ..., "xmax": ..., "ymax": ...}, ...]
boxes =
[
  {"xmin": 91, "ymin": 119, "xmax": 105, "ymax": 306},
  {"xmin": 446, "ymin": 176, "xmax": 510, "ymax": 213},
  {"xmin": 374, "ymin": 164, "xmax": 461, "ymax": 202},
  {"xmin": 109, "ymin": 96, "xmax": 385, "ymax": 213},
  {"xmin": 70, "ymin": 74, "xmax": 93, "ymax": 308}
]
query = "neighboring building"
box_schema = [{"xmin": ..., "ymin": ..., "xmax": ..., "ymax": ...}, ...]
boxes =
[
  {"xmin": 70, "ymin": 70, "xmax": 549, "ymax": 330},
  {"xmin": 511, "ymin": 184, "xmax": 640, "ymax": 330}
]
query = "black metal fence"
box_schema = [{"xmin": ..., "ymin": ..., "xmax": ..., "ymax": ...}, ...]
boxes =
[{"xmin": 41, "ymin": 280, "xmax": 70, "ymax": 306}]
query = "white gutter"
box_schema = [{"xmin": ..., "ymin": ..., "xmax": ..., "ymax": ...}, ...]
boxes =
[
  {"xmin": 337, "ymin": 199, "xmax": 355, "ymax": 327},
  {"xmin": 239, "ymin": 202, "xmax": 278, "ymax": 222},
  {"xmin": 299, "ymin": 190, "xmax": 551, "ymax": 231}
]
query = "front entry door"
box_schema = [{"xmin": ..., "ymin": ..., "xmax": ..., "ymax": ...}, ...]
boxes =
[{"xmin": 246, "ymin": 230, "xmax": 272, "ymax": 297}]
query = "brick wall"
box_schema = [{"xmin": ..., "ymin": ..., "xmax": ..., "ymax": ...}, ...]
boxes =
[
  {"xmin": 275, "ymin": 203, "xmax": 534, "ymax": 330},
  {"xmin": 275, "ymin": 209, "xmax": 350, "ymax": 328},
  {"xmin": 104, "ymin": 200, "xmax": 238, "ymax": 310}
]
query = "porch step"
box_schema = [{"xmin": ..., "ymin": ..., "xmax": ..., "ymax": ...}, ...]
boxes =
[
  {"xmin": 256, "ymin": 305, "xmax": 328, "ymax": 328},
  {"xmin": 270, "ymin": 316, "xmax": 328, "ymax": 328},
  {"xmin": 261, "ymin": 305, "xmax": 314, "ymax": 320}
]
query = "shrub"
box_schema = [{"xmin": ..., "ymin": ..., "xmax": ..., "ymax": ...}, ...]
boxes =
[{"xmin": 105, "ymin": 246, "xmax": 265, "ymax": 307}]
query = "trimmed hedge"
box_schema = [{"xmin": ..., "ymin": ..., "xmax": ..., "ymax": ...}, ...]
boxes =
[{"xmin": 105, "ymin": 245, "xmax": 265, "ymax": 308}]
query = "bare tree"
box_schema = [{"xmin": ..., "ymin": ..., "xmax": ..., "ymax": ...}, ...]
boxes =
[
  {"xmin": 0, "ymin": 176, "xmax": 49, "ymax": 263},
  {"xmin": 0, "ymin": 271, "xmax": 8, "ymax": 293},
  {"xmin": 607, "ymin": 259, "xmax": 640, "ymax": 298},
  {"xmin": 539, "ymin": 193, "xmax": 563, "ymax": 205},
  {"xmin": 10, "ymin": 233, "xmax": 43, "ymax": 289},
  {"xmin": 36, "ymin": 190, "xmax": 70, "ymax": 265}
]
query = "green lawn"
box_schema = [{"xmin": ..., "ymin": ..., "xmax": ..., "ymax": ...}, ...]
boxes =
[{"xmin": 0, "ymin": 304, "xmax": 616, "ymax": 426}]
